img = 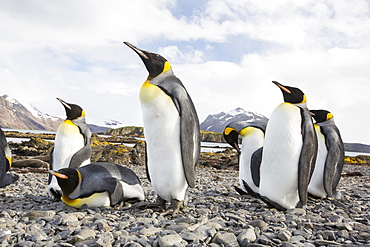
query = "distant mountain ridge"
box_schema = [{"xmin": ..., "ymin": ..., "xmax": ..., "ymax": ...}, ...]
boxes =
[
  {"xmin": 0, "ymin": 95, "xmax": 111, "ymax": 133},
  {"xmin": 0, "ymin": 95, "xmax": 62, "ymax": 131},
  {"xmin": 200, "ymin": 107, "xmax": 268, "ymax": 133}
]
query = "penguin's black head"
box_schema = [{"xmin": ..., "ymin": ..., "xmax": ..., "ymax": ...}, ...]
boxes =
[
  {"xmin": 57, "ymin": 98, "xmax": 85, "ymax": 120},
  {"xmin": 124, "ymin": 42, "xmax": 170, "ymax": 79},
  {"xmin": 49, "ymin": 168, "xmax": 79, "ymax": 196},
  {"xmin": 310, "ymin": 110, "xmax": 333, "ymax": 123},
  {"xmin": 223, "ymin": 127, "xmax": 241, "ymax": 153},
  {"xmin": 272, "ymin": 81, "xmax": 306, "ymax": 104}
]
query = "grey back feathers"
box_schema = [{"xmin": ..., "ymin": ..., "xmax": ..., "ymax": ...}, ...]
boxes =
[
  {"xmin": 318, "ymin": 118, "xmax": 344, "ymax": 196},
  {"xmin": 69, "ymin": 163, "xmax": 142, "ymax": 202},
  {"xmin": 297, "ymin": 107, "xmax": 318, "ymax": 206},
  {"xmin": 69, "ymin": 116, "xmax": 92, "ymax": 169}
]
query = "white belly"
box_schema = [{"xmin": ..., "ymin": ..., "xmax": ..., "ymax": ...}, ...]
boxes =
[
  {"xmin": 49, "ymin": 121, "xmax": 90, "ymax": 196},
  {"xmin": 260, "ymin": 103, "xmax": 302, "ymax": 209},
  {"xmin": 120, "ymin": 181, "xmax": 145, "ymax": 201},
  {"xmin": 308, "ymin": 126, "xmax": 328, "ymax": 198},
  {"xmin": 239, "ymin": 128, "xmax": 264, "ymax": 194},
  {"xmin": 140, "ymin": 82, "xmax": 187, "ymax": 202}
]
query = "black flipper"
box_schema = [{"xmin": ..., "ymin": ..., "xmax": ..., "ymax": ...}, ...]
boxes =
[
  {"xmin": 69, "ymin": 120, "xmax": 92, "ymax": 169},
  {"xmin": 104, "ymin": 177, "xmax": 124, "ymax": 206},
  {"xmin": 48, "ymin": 148, "xmax": 55, "ymax": 184},
  {"xmin": 242, "ymin": 180, "xmax": 259, "ymax": 198},
  {"xmin": 297, "ymin": 108, "xmax": 318, "ymax": 206},
  {"xmin": 250, "ymin": 147, "xmax": 263, "ymax": 187},
  {"xmin": 234, "ymin": 186, "xmax": 248, "ymax": 196},
  {"xmin": 321, "ymin": 125, "xmax": 344, "ymax": 196}
]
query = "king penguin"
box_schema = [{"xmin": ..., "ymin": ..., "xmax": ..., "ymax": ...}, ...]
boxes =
[
  {"xmin": 308, "ymin": 110, "xmax": 344, "ymax": 199},
  {"xmin": 223, "ymin": 120, "xmax": 267, "ymax": 197},
  {"xmin": 259, "ymin": 81, "xmax": 317, "ymax": 211},
  {"xmin": 0, "ymin": 127, "xmax": 19, "ymax": 187},
  {"xmin": 48, "ymin": 98, "xmax": 92, "ymax": 199},
  {"xmin": 49, "ymin": 162, "xmax": 145, "ymax": 208},
  {"xmin": 124, "ymin": 42, "xmax": 200, "ymax": 215}
]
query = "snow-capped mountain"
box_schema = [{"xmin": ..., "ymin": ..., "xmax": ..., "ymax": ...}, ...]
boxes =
[
  {"xmin": 0, "ymin": 95, "xmax": 123, "ymax": 133},
  {"xmin": 91, "ymin": 119, "xmax": 125, "ymax": 129},
  {"xmin": 0, "ymin": 95, "xmax": 63, "ymax": 131},
  {"xmin": 200, "ymin": 107, "xmax": 268, "ymax": 133}
]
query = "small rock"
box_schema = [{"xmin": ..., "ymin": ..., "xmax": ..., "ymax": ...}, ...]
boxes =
[
  {"xmin": 249, "ymin": 220, "xmax": 268, "ymax": 231},
  {"xmin": 74, "ymin": 229, "xmax": 96, "ymax": 241},
  {"xmin": 96, "ymin": 232, "xmax": 114, "ymax": 247},
  {"xmin": 277, "ymin": 230, "xmax": 291, "ymax": 241},
  {"xmin": 216, "ymin": 232, "xmax": 239, "ymax": 247},
  {"xmin": 26, "ymin": 211, "xmax": 56, "ymax": 220},
  {"xmin": 158, "ymin": 234, "xmax": 183, "ymax": 247},
  {"xmin": 237, "ymin": 228, "xmax": 256, "ymax": 243}
]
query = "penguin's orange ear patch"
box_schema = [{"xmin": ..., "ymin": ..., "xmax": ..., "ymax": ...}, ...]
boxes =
[{"xmin": 49, "ymin": 170, "xmax": 68, "ymax": 179}]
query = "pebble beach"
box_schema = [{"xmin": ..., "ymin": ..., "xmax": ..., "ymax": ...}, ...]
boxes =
[{"xmin": 0, "ymin": 162, "xmax": 369, "ymax": 247}]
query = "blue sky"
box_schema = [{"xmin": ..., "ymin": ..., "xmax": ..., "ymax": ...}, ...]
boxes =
[{"xmin": 1, "ymin": 0, "xmax": 370, "ymax": 144}]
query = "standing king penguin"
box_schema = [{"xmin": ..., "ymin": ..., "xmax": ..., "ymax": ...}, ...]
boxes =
[
  {"xmin": 48, "ymin": 98, "xmax": 92, "ymax": 199},
  {"xmin": 0, "ymin": 127, "xmax": 18, "ymax": 187},
  {"xmin": 49, "ymin": 162, "xmax": 145, "ymax": 208},
  {"xmin": 308, "ymin": 110, "xmax": 344, "ymax": 199},
  {"xmin": 259, "ymin": 81, "xmax": 317, "ymax": 210},
  {"xmin": 124, "ymin": 42, "xmax": 200, "ymax": 215},
  {"xmin": 223, "ymin": 120, "xmax": 267, "ymax": 197}
]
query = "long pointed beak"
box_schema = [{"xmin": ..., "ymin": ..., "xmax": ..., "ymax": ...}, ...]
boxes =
[
  {"xmin": 56, "ymin": 98, "xmax": 71, "ymax": 110},
  {"xmin": 49, "ymin": 170, "xmax": 68, "ymax": 179},
  {"xmin": 124, "ymin": 42, "xmax": 149, "ymax": 60},
  {"xmin": 272, "ymin": 81, "xmax": 291, "ymax": 94}
]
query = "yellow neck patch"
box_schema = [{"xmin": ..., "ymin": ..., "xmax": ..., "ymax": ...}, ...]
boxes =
[
  {"xmin": 326, "ymin": 112, "xmax": 333, "ymax": 121},
  {"xmin": 239, "ymin": 126, "xmax": 254, "ymax": 137},
  {"xmin": 6, "ymin": 156, "xmax": 12, "ymax": 167},
  {"xmin": 224, "ymin": 127, "xmax": 235, "ymax": 136},
  {"xmin": 301, "ymin": 95, "xmax": 307, "ymax": 104},
  {"xmin": 147, "ymin": 61, "xmax": 171, "ymax": 80}
]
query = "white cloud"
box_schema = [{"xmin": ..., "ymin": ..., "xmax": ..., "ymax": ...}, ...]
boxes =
[{"xmin": 0, "ymin": 0, "xmax": 370, "ymax": 145}]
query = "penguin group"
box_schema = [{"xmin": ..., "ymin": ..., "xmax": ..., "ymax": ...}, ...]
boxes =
[
  {"xmin": 223, "ymin": 81, "xmax": 344, "ymax": 210},
  {"xmin": 0, "ymin": 42, "xmax": 345, "ymax": 215}
]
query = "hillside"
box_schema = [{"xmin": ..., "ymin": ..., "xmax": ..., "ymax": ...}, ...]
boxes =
[
  {"xmin": 0, "ymin": 95, "xmax": 62, "ymax": 131},
  {"xmin": 200, "ymin": 107, "xmax": 268, "ymax": 132}
]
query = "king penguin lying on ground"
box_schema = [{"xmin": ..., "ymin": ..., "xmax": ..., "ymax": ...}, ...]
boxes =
[
  {"xmin": 223, "ymin": 120, "xmax": 267, "ymax": 197},
  {"xmin": 49, "ymin": 163, "xmax": 145, "ymax": 208},
  {"xmin": 48, "ymin": 98, "xmax": 92, "ymax": 199},
  {"xmin": 308, "ymin": 109, "xmax": 344, "ymax": 199},
  {"xmin": 124, "ymin": 42, "xmax": 200, "ymax": 216},
  {"xmin": 259, "ymin": 81, "xmax": 317, "ymax": 211},
  {"xmin": 0, "ymin": 127, "xmax": 18, "ymax": 188}
]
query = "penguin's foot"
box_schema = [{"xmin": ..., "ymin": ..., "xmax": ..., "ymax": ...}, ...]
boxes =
[
  {"xmin": 161, "ymin": 199, "xmax": 182, "ymax": 216},
  {"xmin": 234, "ymin": 186, "xmax": 248, "ymax": 196},
  {"xmin": 138, "ymin": 196, "xmax": 166, "ymax": 211},
  {"xmin": 48, "ymin": 188, "xmax": 62, "ymax": 201}
]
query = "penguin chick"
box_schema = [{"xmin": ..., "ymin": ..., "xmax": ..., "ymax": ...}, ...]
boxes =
[
  {"xmin": 259, "ymin": 81, "xmax": 317, "ymax": 211},
  {"xmin": 223, "ymin": 120, "xmax": 267, "ymax": 197},
  {"xmin": 48, "ymin": 98, "xmax": 92, "ymax": 199},
  {"xmin": 49, "ymin": 162, "xmax": 145, "ymax": 208},
  {"xmin": 0, "ymin": 128, "xmax": 19, "ymax": 188},
  {"xmin": 308, "ymin": 110, "xmax": 344, "ymax": 199},
  {"xmin": 124, "ymin": 42, "xmax": 200, "ymax": 216}
]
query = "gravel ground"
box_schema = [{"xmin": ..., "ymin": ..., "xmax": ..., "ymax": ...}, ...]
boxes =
[{"xmin": 0, "ymin": 163, "xmax": 369, "ymax": 247}]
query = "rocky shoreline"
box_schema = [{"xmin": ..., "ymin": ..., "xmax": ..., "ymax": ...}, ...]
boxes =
[{"xmin": 0, "ymin": 132, "xmax": 369, "ymax": 246}]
